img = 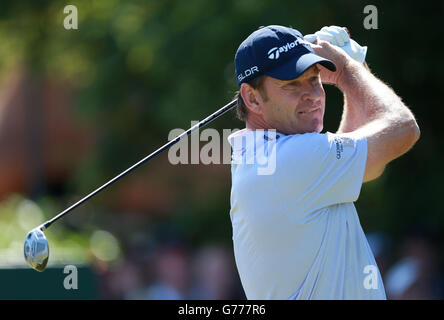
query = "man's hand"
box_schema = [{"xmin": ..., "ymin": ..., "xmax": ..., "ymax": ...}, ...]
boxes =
[
  {"xmin": 309, "ymin": 39, "xmax": 354, "ymax": 86},
  {"xmin": 305, "ymin": 26, "xmax": 367, "ymax": 64}
]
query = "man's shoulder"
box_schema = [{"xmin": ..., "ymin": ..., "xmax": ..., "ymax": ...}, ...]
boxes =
[
  {"xmin": 276, "ymin": 131, "xmax": 329, "ymax": 151},
  {"xmin": 278, "ymin": 131, "xmax": 363, "ymax": 149}
]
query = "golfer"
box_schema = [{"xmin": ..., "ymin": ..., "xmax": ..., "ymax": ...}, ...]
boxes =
[{"xmin": 227, "ymin": 25, "xmax": 420, "ymax": 299}]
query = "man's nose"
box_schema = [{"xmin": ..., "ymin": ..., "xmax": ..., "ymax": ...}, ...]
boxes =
[{"xmin": 302, "ymin": 83, "xmax": 323, "ymax": 101}]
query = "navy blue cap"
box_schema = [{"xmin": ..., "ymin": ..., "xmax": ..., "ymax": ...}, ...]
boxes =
[{"xmin": 235, "ymin": 25, "xmax": 336, "ymax": 86}]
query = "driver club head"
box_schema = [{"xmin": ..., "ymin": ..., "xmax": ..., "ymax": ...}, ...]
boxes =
[{"xmin": 24, "ymin": 226, "xmax": 49, "ymax": 272}]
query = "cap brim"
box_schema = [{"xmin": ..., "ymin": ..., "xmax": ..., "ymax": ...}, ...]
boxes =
[{"xmin": 264, "ymin": 53, "xmax": 336, "ymax": 81}]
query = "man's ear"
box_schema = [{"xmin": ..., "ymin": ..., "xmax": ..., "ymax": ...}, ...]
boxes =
[{"xmin": 240, "ymin": 83, "xmax": 264, "ymax": 115}]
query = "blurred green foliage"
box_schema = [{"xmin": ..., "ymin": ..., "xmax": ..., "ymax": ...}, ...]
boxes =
[
  {"xmin": 0, "ymin": 194, "xmax": 121, "ymax": 268},
  {"xmin": 0, "ymin": 195, "xmax": 89, "ymax": 267},
  {"xmin": 0, "ymin": 0, "xmax": 442, "ymax": 257}
]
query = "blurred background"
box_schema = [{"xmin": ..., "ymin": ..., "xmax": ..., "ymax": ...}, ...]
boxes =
[{"xmin": 0, "ymin": 0, "xmax": 443, "ymax": 299}]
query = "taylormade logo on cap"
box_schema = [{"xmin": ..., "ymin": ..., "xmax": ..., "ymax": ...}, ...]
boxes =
[
  {"xmin": 267, "ymin": 39, "xmax": 306, "ymax": 60},
  {"xmin": 234, "ymin": 25, "xmax": 336, "ymax": 86}
]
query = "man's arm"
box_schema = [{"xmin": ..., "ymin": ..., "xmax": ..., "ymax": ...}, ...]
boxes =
[
  {"xmin": 312, "ymin": 40, "xmax": 420, "ymax": 183},
  {"xmin": 337, "ymin": 62, "xmax": 370, "ymax": 133}
]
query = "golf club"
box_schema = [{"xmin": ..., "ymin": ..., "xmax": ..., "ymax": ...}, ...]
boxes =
[{"xmin": 24, "ymin": 99, "xmax": 237, "ymax": 272}]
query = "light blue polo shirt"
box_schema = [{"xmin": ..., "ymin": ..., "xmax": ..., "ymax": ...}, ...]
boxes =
[{"xmin": 227, "ymin": 128, "xmax": 386, "ymax": 300}]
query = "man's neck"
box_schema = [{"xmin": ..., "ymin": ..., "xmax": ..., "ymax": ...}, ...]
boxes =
[{"xmin": 245, "ymin": 113, "xmax": 269, "ymax": 131}]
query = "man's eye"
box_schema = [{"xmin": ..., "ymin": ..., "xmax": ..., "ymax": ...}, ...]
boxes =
[{"xmin": 284, "ymin": 83, "xmax": 299, "ymax": 89}]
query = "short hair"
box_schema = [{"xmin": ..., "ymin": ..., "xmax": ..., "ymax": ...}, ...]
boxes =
[{"xmin": 233, "ymin": 75, "xmax": 267, "ymax": 122}]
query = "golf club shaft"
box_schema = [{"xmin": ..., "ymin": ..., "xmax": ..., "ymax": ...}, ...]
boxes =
[{"xmin": 42, "ymin": 99, "xmax": 237, "ymax": 230}]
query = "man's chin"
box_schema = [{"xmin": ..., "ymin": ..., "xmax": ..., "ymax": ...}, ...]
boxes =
[
  {"xmin": 301, "ymin": 124, "xmax": 323, "ymax": 134},
  {"xmin": 312, "ymin": 120, "xmax": 324, "ymax": 133}
]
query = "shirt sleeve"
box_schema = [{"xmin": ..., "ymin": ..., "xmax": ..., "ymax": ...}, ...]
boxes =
[{"xmin": 272, "ymin": 131, "xmax": 368, "ymax": 214}]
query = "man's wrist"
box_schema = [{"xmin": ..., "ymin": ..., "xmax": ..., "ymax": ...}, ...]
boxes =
[{"xmin": 336, "ymin": 59, "xmax": 366, "ymax": 91}]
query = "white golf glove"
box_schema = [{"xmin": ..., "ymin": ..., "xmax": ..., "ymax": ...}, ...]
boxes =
[{"xmin": 304, "ymin": 26, "xmax": 367, "ymax": 64}]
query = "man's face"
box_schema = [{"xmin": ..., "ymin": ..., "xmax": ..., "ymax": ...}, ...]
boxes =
[{"xmin": 260, "ymin": 65, "xmax": 325, "ymax": 135}]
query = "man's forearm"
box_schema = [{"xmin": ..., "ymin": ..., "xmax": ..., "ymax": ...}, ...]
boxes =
[
  {"xmin": 337, "ymin": 62, "xmax": 369, "ymax": 133},
  {"xmin": 336, "ymin": 60, "xmax": 416, "ymax": 134},
  {"xmin": 338, "ymin": 95, "xmax": 365, "ymax": 133}
]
